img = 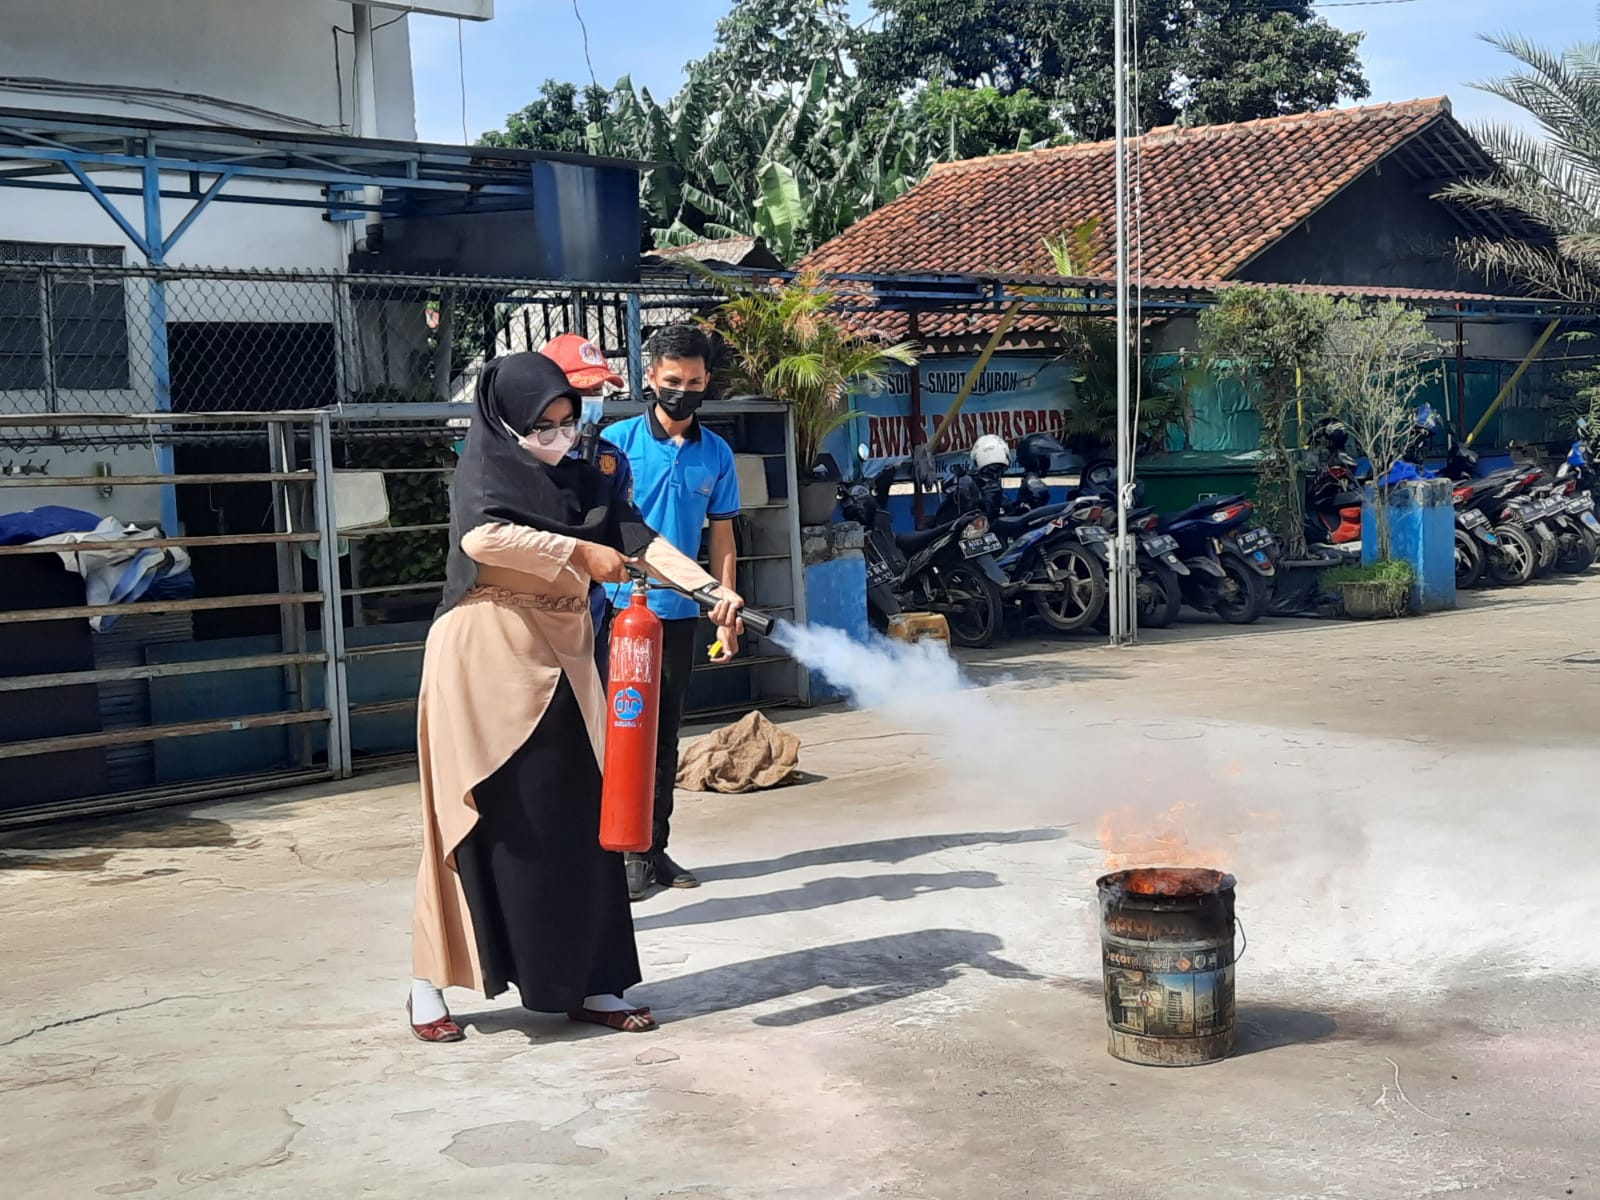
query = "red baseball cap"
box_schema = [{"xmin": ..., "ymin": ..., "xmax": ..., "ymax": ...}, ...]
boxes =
[{"xmin": 541, "ymin": 333, "xmax": 624, "ymax": 390}]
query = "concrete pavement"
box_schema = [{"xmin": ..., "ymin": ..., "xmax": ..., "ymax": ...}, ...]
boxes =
[{"xmin": 3, "ymin": 579, "xmax": 1599, "ymax": 1198}]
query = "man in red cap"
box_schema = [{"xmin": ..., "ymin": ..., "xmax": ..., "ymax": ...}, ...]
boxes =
[{"xmin": 540, "ymin": 334, "xmax": 635, "ymax": 670}]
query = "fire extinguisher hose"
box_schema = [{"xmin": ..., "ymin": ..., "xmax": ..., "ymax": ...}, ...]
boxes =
[{"xmin": 624, "ymin": 566, "xmax": 777, "ymax": 636}]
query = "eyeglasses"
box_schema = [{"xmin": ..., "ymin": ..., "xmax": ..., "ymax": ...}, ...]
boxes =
[{"xmin": 505, "ymin": 417, "xmax": 579, "ymax": 445}]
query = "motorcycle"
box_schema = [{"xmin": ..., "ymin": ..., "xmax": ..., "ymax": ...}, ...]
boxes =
[
  {"xmin": 1436, "ymin": 429, "xmax": 1579, "ymax": 582},
  {"xmin": 937, "ymin": 437, "xmax": 1110, "ymax": 634},
  {"xmin": 1071, "ymin": 464, "xmax": 1189, "ymax": 630},
  {"xmin": 838, "ymin": 454, "xmax": 1008, "ymax": 648},
  {"xmin": 1163, "ymin": 495, "xmax": 1274, "ymax": 624}
]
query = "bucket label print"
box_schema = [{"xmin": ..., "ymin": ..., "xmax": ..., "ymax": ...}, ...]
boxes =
[
  {"xmin": 1103, "ymin": 941, "xmax": 1235, "ymax": 1040},
  {"xmin": 610, "ymin": 637, "xmax": 655, "ymax": 684},
  {"xmin": 612, "ymin": 687, "xmax": 646, "ymax": 727}
]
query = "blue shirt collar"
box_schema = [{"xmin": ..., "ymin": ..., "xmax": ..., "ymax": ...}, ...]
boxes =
[{"xmin": 646, "ymin": 401, "xmax": 703, "ymax": 443}]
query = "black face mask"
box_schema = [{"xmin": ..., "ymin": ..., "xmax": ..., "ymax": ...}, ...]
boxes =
[{"xmin": 654, "ymin": 386, "xmax": 708, "ymax": 421}]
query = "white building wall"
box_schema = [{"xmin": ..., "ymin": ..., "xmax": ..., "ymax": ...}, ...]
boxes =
[
  {"xmin": 0, "ymin": 2, "xmax": 425, "ymax": 523},
  {"xmin": 0, "ymin": 0, "xmax": 418, "ymax": 271}
]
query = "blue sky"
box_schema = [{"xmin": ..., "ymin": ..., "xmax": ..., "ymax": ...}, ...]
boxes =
[{"xmin": 409, "ymin": 0, "xmax": 1585, "ymax": 145}]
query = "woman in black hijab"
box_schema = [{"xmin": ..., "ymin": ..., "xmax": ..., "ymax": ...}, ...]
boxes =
[{"xmin": 408, "ymin": 352, "xmax": 743, "ymax": 1042}]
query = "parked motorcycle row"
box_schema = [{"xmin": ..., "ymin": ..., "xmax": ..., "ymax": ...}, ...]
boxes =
[
  {"xmin": 835, "ymin": 433, "xmax": 1279, "ymax": 649},
  {"xmin": 834, "ymin": 413, "xmax": 1600, "ymax": 650},
  {"xmin": 1304, "ymin": 405, "xmax": 1600, "ymax": 590}
]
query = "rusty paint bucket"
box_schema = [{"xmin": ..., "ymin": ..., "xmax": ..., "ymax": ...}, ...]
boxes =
[{"xmin": 1096, "ymin": 867, "xmax": 1237, "ymax": 1067}]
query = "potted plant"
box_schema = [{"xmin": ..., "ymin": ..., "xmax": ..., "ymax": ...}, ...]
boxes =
[
  {"xmin": 1318, "ymin": 300, "xmax": 1444, "ymax": 618},
  {"xmin": 697, "ymin": 268, "xmax": 919, "ymax": 525},
  {"xmin": 1322, "ymin": 559, "xmax": 1415, "ymax": 619}
]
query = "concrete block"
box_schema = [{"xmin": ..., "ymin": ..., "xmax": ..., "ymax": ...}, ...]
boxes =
[{"xmin": 1362, "ymin": 478, "xmax": 1456, "ymax": 612}]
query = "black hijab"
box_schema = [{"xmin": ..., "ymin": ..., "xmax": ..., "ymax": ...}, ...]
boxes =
[{"xmin": 439, "ymin": 352, "xmax": 655, "ymax": 614}]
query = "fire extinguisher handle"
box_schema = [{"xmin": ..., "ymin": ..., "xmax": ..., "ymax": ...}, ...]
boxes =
[{"xmin": 691, "ymin": 585, "xmax": 775, "ymax": 636}]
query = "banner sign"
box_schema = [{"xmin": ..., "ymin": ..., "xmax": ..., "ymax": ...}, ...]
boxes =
[{"xmin": 832, "ymin": 355, "xmax": 1077, "ymax": 478}]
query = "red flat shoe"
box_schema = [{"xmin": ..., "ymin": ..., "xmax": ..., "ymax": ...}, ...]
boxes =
[
  {"xmin": 407, "ymin": 996, "xmax": 465, "ymax": 1043},
  {"xmin": 567, "ymin": 1005, "xmax": 657, "ymax": 1032}
]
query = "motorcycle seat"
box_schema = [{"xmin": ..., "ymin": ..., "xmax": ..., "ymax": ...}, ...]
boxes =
[
  {"xmin": 1165, "ymin": 494, "xmax": 1247, "ymax": 525},
  {"xmin": 994, "ymin": 504, "xmax": 1068, "ymax": 538},
  {"xmin": 895, "ymin": 524, "xmax": 953, "ymax": 555}
]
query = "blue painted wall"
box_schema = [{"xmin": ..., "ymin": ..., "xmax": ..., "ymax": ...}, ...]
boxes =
[
  {"xmin": 1362, "ymin": 479, "xmax": 1456, "ymax": 612},
  {"xmin": 801, "ymin": 555, "xmax": 869, "ymax": 705}
]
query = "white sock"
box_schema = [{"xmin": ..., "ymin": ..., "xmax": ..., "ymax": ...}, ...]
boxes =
[
  {"xmin": 582, "ymin": 992, "xmax": 634, "ymax": 1013},
  {"xmin": 410, "ymin": 978, "xmax": 449, "ymax": 1024}
]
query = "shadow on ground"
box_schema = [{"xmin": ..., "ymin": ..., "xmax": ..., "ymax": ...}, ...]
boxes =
[
  {"xmin": 635, "ymin": 870, "xmax": 1004, "ymax": 932},
  {"xmin": 694, "ymin": 828, "xmax": 1066, "ymax": 885},
  {"xmin": 461, "ymin": 929, "xmax": 1037, "ymax": 1043}
]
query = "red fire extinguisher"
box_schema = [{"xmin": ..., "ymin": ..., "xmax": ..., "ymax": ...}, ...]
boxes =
[{"xmin": 599, "ymin": 586, "xmax": 663, "ymax": 853}]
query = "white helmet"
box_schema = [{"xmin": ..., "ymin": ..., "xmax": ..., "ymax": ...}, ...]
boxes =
[{"xmin": 971, "ymin": 434, "xmax": 1011, "ymax": 471}]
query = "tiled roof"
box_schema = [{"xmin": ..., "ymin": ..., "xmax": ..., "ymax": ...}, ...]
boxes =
[
  {"xmin": 826, "ymin": 272, "xmax": 1522, "ymax": 351},
  {"xmin": 801, "ymin": 99, "xmax": 1455, "ymax": 283}
]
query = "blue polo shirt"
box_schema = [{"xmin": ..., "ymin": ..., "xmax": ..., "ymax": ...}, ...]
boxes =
[{"xmin": 604, "ymin": 407, "xmax": 741, "ymax": 620}]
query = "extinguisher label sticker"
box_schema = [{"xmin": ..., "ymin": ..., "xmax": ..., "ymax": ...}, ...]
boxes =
[
  {"xmin": 613, "ymin": 687, "xmax": 646, "ymax": 726},
  {"xmin": 611, "ymin": 638, "xmax": 655, "ymax": 684}
]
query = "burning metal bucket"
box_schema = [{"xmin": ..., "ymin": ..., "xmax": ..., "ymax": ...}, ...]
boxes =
[{"xmin": 1096, "ymin": 867, "xmax": 1237, "ymax": 1067}]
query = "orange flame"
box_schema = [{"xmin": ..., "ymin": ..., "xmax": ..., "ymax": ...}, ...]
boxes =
[{"xmin": 1097, "ymin": 801, "xmax": 1231, "ymax": 872}]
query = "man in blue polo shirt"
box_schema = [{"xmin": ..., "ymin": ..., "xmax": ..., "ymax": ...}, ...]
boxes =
[{"xmin": 604, "ymin": 324, "xmax": 742, "ymax": 901}]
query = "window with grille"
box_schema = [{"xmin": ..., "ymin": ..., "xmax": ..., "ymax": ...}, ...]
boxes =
[{"xmin": 0, "ymin": 242, "xmax": 131, "ymax": 393}]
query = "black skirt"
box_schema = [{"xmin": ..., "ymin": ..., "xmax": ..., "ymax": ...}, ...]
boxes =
[{"xmin": 454, "ymin": 671, "xmax": 641, "ymax": 1012}]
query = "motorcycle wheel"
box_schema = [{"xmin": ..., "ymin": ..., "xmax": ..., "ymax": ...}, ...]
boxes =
[
  {"xmin": 1533, "ymin": 529, "xmax": 1559, "ymax": 577},
  {"xmin": 1030, "ymin": 543, "xmax": 1107, "ymax": 633},
  {"xmin": 1213, "ymin": 556, "xmax": 1266, "ymax": 624},
  {"xmin": 938, "ymin": 565, "xmax": 1003, "ymax": 648},
  {"xmin": 1137, "ymin": 562, "xmax": 1184, "ymax": 629},
  {"xmin": 1486, "ymin": 525, "xmax": 1536, "ymax": 586},
  {"xmin": 1555, "ymin": 524, "xmax": 1597, "ymax": 574},
  {"xmin": 1454, "ymin": 529, "xmax": 1486, "ymax": 590}
]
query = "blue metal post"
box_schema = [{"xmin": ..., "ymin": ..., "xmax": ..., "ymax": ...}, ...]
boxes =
[
  {"xmin": 625, "ymin": 293, "xmax": 644, "ymax": 399},
  {"xmin": 142, "ymin": 145, "xmax": 180, "ymax": 538}
]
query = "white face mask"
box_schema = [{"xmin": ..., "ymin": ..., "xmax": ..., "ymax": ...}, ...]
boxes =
[{"xmin": 504, "ymin": 418, "xmax": 578, "ymax": 465}]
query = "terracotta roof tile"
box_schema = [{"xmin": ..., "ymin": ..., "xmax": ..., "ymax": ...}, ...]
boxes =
[{"xmin": 801, "ymin": 99, "xmax": 1454, "ymax": 283}]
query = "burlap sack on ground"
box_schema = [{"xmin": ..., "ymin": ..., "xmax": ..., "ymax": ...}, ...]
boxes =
[{"xmin": 676, "ymin": 710, "xmax": 801, "ymax": 794}]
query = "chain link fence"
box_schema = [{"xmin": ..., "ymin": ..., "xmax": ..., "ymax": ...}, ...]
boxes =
[{"xmin": 0, "ymin": 259, "xmax": 726, "ymax": 450}]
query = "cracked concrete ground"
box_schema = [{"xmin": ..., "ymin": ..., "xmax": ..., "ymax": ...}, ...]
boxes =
[{"xmin": 4, "ymin": 578, "xmax": 1600, "ymax": 1199}]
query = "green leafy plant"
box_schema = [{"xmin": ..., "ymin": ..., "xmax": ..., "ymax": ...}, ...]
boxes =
[
  {"xmin": 1319, "ymin": 300, "xmax": 1444, "ymax": 564},
  {"xmin": 696, "ymin": 267, "xmax": 919, "ymax": 471},
  {"xmin": 1197, "ymin": 287, "xmax": 1336, "ymax": 557},
  {"xmin": 1321, "ymin": 559, "xmax": 1415, "ymax": 589}
]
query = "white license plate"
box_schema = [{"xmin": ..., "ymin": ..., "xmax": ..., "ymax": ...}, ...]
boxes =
[
  {"xmin": 1237, "ymin": 528, "xmax": 1274, "ymax": 551},
  {"xmin": 962, "ymin": 533, "xmax": 1002, "ymax": 558},
  {"xmin": 1077, "ymin": 526, "xmax": 1109, "ymax": 543},
  {"xmin": 1142, "ymin": 534, "xmax": 1178, "ymax": 555}
]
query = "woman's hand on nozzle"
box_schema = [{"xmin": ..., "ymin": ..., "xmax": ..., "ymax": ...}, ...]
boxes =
[{"xmin": 706, "ymin": 585, "xmax": 745, "ymax": 633}]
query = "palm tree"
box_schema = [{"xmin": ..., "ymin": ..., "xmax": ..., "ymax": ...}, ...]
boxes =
[
  {"xmin": 697, "ymin": 268, "xmax": 919, "ymax": 472},
  {"xmin": 1442, "ymin": 30, "xmax": 1600, "ymax": 300}
]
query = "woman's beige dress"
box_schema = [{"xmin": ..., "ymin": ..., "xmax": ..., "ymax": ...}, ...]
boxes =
[{"xmin": 411, "ymin": 522, "xmax": 714, "ymax": 991}]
